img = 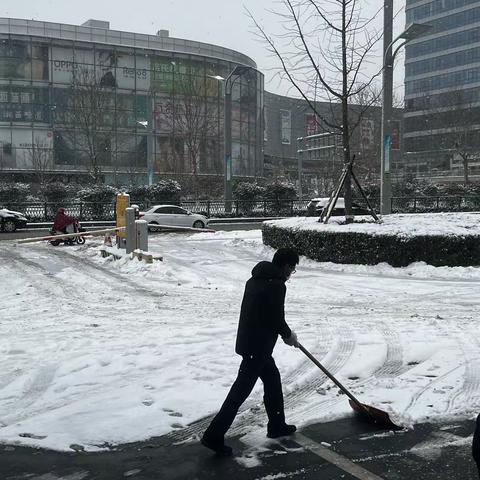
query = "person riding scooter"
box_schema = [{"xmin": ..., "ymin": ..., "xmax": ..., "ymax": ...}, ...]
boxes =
[
  {"xmin": 53, "ymin": 208, "xmax": 77, "ymax": 235},
  {"xmin": 51, "ymin": 208, "xmax": 84, "ymax": 246}
]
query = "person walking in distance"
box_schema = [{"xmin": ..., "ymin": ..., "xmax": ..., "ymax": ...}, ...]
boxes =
[{"xmin": 201, "ymin": 248, "xmax": 300, "ymax": 457}]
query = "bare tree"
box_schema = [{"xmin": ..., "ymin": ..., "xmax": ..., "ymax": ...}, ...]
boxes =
[
  {"xmin": 27, "ymin": 136, "xmax": 54, "ymax": 186},
  {"xmin": 250, "ymin": 0, "xmax": 382, "ymax": 220},
  {"xmin": 66, "ymin": 67, "xmax": 116, "ymax": 183},
  {"xmin": 421, "ymin": 89, "xmax": 480, "ymax": 185},
  {"xmin": 163, "ymin": 68, "xmax": 220, "ymax": 188}
]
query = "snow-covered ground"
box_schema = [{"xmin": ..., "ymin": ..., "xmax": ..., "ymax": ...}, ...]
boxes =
[
  {"xmin": 267, "ymin": 212, "xmax": 480, "ymax": 237},
  {"xmin": 1, "ymin": 228, "xmax": 480, "ymax": 453}
]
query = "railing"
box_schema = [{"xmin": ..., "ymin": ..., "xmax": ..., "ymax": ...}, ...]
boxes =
[
  {"xmin": 180, "ymin": 199, "xmax": 311, "ymax": 218},
  {"xmin": 0, "ymin": 200, "xmax": 312, "ymax": 222},
  {"xmin": 391, "ymin": 196, "xmax": 480, "ymax": 213},
  {"xmin": 1, "ymin": 196, "xmax": 479, "ymax": 222}
]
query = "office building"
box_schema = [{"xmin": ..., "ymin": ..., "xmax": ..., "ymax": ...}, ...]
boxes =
[{"xmin": 404, "ymin": 0, "xmax": 480, "ymax": 181}]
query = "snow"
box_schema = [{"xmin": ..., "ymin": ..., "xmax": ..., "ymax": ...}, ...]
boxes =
[
  {"xmin": 0, "ymin": 227, "xmax": 480, "ymax": 453},
  {"xmin": 0, "ymin": 208, "xmax": 25, "ymax": 218},
  {"xmin": 266, "ymin": 212, "xmax": 480, "ymax": 237}
]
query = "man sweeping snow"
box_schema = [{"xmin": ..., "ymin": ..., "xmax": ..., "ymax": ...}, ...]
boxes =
[{"xmin": 201, "ymin": 248, "xmax": 300, "ymax": 457}]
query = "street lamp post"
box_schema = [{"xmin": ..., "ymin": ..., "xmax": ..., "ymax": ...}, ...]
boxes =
[
  {"xmin": 380, "ymin": 4, "xmax": 432, "ymax": 215},
  {"xmin": 209, "ymin": 66, "xmax": 255, "ymax": 210}
]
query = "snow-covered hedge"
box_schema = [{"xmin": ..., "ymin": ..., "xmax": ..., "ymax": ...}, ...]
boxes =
[{"xmin": 262, "ymin": 213, "xmax": 480, "ymax": 267}]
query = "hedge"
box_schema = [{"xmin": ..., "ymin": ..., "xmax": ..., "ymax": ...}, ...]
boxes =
[{"xmin": 262, "ymin": 223, "xmax": 480, "ymax": 267}]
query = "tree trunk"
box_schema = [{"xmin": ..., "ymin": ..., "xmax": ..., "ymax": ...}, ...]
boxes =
[{"xmin": 341, "ymin": 2, "xmax": 353, "ymax": 223}]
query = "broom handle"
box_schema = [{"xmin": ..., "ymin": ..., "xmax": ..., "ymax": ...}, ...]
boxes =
[{"xmin": 297, "ymin": 343, "xmax": 369, "ymax": 414}]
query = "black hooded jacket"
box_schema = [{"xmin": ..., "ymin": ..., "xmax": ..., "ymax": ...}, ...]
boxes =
[{"xmin": 235, "ymin": 261, "xmax": 292, "ymax": 357}]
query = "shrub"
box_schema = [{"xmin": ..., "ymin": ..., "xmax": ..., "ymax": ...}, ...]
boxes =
[
  {"xmin": 233, "ymin": 181, "xmax": 266, "ymax": 215},
  {"xmin": 75, "ymin": 185, "xmax": 118, "ymax": 219},
  {"xmin": 125, "ymin": 184, "xmax": 149, "ymax": 202},
  {"xmin": 465, "ymin": 184, "xmax": 480, "ymax": 209},
  {"xmin": 234, "ymin": 181, "xmax": 265, "ymax": 201},
  {"xmin": 147, "ymin": 180, "xmax": 182, "ymax": 203},
  {"xmin": 264, "ymin": 181, "xmax": 297, "ymax": 200},
  {"xmin": 37, "ymin": 182, "xmax": 70, "ymax": 218},
  {"xmin": 362, "ymin": 183, "xmax": 380, "ymax": 198},
  {"xmin": 264, "ymin": 181, "xmax": 297, "ymax": 215},
  {"xmin": 77, "ymin": 184, "xmax": 118, "ymax": 203},
  {"xmin": 442, "ymin": 183, "xmax": 466, "ymax": 196},
  {"xmin": 262, "ymin": 222, "xmax": 480, "ymax": 267},
  {"xmin": 39, "ymin": 182, "xmax": 69, "ymax": 203},
  {"xmin": 0, "ymin": 182, "xmax": 31, "ymax": 204},
  {"xmin": 421, "ymin": 184, "xmax": 439, "ymax": 196}
]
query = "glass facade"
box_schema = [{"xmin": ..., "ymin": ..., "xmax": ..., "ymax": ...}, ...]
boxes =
[
  {"xmin": 403, "ymin": 0, "xmax": 480, "ymax": 176},
  {"xmin": 0, "ymin": 25, "xmax": 263, "ymax": 183},
  {"xmin": 406, "ymin": 0, "xmax": 480, "ymax": 23},
  {"xmin": 406, "ymin": 47, "xmax": 480, "ymax": 77}
]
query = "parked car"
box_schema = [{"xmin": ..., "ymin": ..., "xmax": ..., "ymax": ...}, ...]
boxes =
[
  {"xmin": 140, "ymin": 205, "xmax": 210, "ymax": 230},
  {"xmin": 306, "ymin": 197, "xmax": 372, "ymax": 217},
  {"xmin": 0, "ymin": 208, "xmax": 28, "ymax": 232}
]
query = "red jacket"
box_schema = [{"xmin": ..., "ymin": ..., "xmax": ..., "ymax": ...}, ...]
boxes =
[{"xmin": 53, "ymin": 209, "xmax": 76, "ymax": 231}]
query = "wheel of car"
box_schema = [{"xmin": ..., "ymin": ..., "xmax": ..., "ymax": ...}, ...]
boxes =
[
  {"xmin": 193, "ymin": 220, "xmax": 204, "ymax": 229},
  {"xmin": 3, "ymin": 219, "xmax": 16, "ymax": 232},
  {"xmin": 148, "ymin": 221, "xmax": 158, "ymax": 232}
]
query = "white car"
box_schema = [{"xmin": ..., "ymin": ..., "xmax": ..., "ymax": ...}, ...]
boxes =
[{"xmin": 140, "ymin": 205, "xmax": 209, "ymax": 230}]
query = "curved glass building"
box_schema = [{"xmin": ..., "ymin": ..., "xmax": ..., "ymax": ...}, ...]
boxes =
[{"xmin": 0, "ymin": 18, "xmax": 264, "ymax": 185}]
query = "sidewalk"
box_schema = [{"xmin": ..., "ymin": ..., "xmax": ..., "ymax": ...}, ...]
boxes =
[{"xmin": 1, "ymin": 418, "xmax": 477, "ymax": 480}]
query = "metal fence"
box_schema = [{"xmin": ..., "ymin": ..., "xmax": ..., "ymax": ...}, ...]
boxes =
[
  {"xmin": 391, "ymin": 196, "xmax": 480, "ymax": 213},
  {"xmin": 0, "ymin": 200, "xmax": 312, "ymax": 222},
  {"xmin": 1, "ymin": 196, "xmax": 479, "ymax": 222}
]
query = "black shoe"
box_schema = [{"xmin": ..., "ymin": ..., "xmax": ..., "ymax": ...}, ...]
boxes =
[
  {"xmin": 267, "ymin": 423, "xmax": 297, "ymax": 439},
  {"xmin": 201, "ymin": 435, "xmax": 233, "ymax": 457}
]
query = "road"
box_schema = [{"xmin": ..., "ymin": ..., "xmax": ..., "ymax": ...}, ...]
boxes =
[
  {"xmin": 0, "ymin": 229, "xmax": 479, "ymax": 478},
  {"xmin": 0, "ymin": 221, "xmax": 262, "ymax": 241}
]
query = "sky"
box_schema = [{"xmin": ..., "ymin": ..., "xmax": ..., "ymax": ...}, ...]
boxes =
[{"xmin": 0, "ymin": 0, "xmax": 406, "ymax": 98}]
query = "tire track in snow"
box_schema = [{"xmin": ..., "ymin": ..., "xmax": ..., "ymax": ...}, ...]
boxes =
[
  {"xmin": 0, "ymin": 246, "xmax": 171, "ymax": 428},
  {"xmin": 402, "ymin": 364, "xmax": 464, "ymax": 417},
  {"xmin": 286, "ymin": 326, "xmax": 408, "ymax": 422},
  {"xmin": 0, "ymin": 250, "xmax": 69, "ymax": 299},
  {"xmin": 33, "ymin": 246, "xmax": 169, "ymax": 299},
  {"xmin": 281, "ymin": 325, "xmax": 334, "ymax": 385},
  {"xmin": 165, "ymin": 335, "xmax": 356, "ymax": 442},
  {"xmin": 0, "ymin": 365, "xmax": 57, "ymax": 425},
  {"xmin": 373, "ymin": 327, "xmax": 404, "ymax": 378},
  {"xmin": 165, "ymin": 323, "xmax": 406, "ymax": 442},
  {"xmin": 446, "ymin": 335, "xmax": 480, "ymax": 414}
]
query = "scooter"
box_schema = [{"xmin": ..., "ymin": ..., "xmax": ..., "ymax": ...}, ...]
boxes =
[{"xmin": 49, "ymin": 221, "xmax": 86, "ymax": 246}]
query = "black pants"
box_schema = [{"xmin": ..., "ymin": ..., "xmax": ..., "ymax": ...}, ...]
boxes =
[
  {"xmin": 204, "ymin": 355, "xmax": 285, "ymax": 440},
  {"xmin": 473, "ymin": 414, "xmax": 480, "ymax": 477}
]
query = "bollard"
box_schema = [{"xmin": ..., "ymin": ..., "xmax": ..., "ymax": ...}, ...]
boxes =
[
  {"xmin": 135, "ymin": 219, "xmax": 148, "ymax": 252},
  {"xmin": 125, "ymin": 207, "xmax": 136, "ymax": 254},
  {"xmin": 116, "ymin": 193, "xmax": 130, "ymax": 249}
]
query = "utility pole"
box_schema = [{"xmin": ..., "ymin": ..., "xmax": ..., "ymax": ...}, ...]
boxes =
[{"xmin": 381, "ymin": 0, "xmax": 394, "ymax": 215}]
